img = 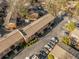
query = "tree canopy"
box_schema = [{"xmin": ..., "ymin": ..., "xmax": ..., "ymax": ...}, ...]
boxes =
[{"xmin": 48, "ymin": 54, "xmax": 55, "ymax": 59}]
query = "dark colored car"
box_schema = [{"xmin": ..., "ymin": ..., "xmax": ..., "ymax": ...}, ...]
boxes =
[
  {"xmin": 28, "ymin": 5, "xmax": 47, "ymax": 17},
  {"xmin": 38, "ymin": 50, "xmax": 47, "ymax": 59},
  {"xmin": 41, "ymin": 47, "xmax": 50, "ymax": 54}
]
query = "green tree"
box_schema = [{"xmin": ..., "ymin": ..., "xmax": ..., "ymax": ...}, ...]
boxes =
[
  {"xmin": 19, "ymin": 6, "xmax": 28, "ymax": 18},
  {"xmin": 46, "ymin": 0, "xmax": 68, "ymax": 16},
  {"xmin": 75, "ymin": 2, "xmax": 79, "ymax": 16},
  {"xmin": 30, "ymin": 0, "xmax": 38, "ymax": 4},
  {"xmin": 62, "ymin": 36, "xmax": 70, "ymax": 45},
  {"xmin": 48, "ymin": 54, "xmax": 55, "ymax": 59},
  {"xmin": 65, "ymin": 21, "xmax": 76, "ymax": 32}
]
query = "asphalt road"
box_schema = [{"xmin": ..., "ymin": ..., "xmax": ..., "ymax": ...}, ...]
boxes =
[{"xmin": 14, "ymin": 16, "xmax": 69, "ymax": 59}]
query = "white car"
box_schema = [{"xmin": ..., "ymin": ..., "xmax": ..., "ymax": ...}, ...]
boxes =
[
  {"xmin": 51, "ymin": 37, "xmax": 59, "ymax": 43},
  {"xmin": 25, "ymin": 57, "xmax": 30, "ymax": 59},
  {"xmin": 44, "ymin": 44, "xmax": 52, "ymax": 51},
  {"xmin": 30, "ymin": 54, "xmax": 39, "ymax": 59}
]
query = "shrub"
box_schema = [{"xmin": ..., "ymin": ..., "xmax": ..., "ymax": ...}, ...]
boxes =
[
  {"xmin": 48, "ymin": 54, "xmax": 55, "ymax": 59},
  {"xmin": 65, "ymin": 21, "xmax": 76, "ymax": 32},
  {"xmin": 27, "ymin": 38, "xmax": 38, "ymax": 46},
  {"xmin": 62, "ymin": 36, "xmax": 70, "ymax": 45}
]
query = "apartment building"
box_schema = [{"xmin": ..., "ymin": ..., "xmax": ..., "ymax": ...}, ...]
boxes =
[
  {"xmin": 0, "ymin": 14, "xmax": 54, "ymax": 59},
  {"xmin": 22, "ymin": 14, "xmax": 54, "ymax": 42},
  {"xmin": 0, "ymin": 30, "xmax": 25, "ymax": 59}
]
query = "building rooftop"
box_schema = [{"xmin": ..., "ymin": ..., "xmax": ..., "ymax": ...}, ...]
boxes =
[
  {"xmin": 0, "ymin": 14, "xmax": 53, "ymax": 55},
  {"xmin": 0, "ymin": 29, "xmax": 23, "ymax": 54},
  {"xmin": 70, "ymin": 28, "xmax": 79, "ymax": 40},
  {"xmin": 22, "ymin": 14, "xmax": 54, "ymax": 42},
  {"xmin": 50, "ymin": 45, "xmax": 77, "ymax": 59}
]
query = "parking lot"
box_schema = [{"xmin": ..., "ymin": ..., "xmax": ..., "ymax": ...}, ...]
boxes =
[{"xmin": 14, "ymin": 14, "xmax": 70, "ymax": 59}]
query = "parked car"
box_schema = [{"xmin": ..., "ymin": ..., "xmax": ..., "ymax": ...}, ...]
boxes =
[
  {"xmin": 0, "ymin": 17, "xmax": 4, "ymax": 25},
  {"xmin": 16, "ymin": 17, "xmax": 30, "ymax": 26},
  {"xmin": 16, "ymin": 18, "xmax": 25, "ymax": 26},
  {"xmin": 76, "ymin": 22, "xmax": 79, "ymax": 28},
  {"xmin": 28, "ymin": 5, "xmax": 47, "ymax": 18},
  {"xmin": 39, "ymin": 50, "xmax": 48, "ymax": 58},
  {"xmin": 49, "ymin": 41, "xmax": 55, "ymax": 46},
  {"xmin": 44, "ymin": 44, "xmax": 52, "ymax": 51},
  {"xmin": 30, "ymin": 54, "xmax": 39, "ymax": 59},
  {"xmin": 51, "ymin": 37, "xmax": 59, "ymax": 43},
  {"xmin": 41, "ymin": 48, "xmax": 49, "ymax": 54},
  {"xmin": 47, "ymin": 43, "xmax": 54, "ymax": 48},
  {"xmin": 5, "ymin": 23, "xmax": 17, "ymax": 30},
  {"xmin": 25, "ymin": 57, "xmax": 30, "ymax": 59}
]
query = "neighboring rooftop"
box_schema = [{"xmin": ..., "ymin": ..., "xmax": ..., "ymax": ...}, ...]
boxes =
[
  {"xmin": 50, "ymin": 45, "xmax": 77, "ymax": 59},
  {"xmin": 0, "ymin": 29, "xmax": 23, "ymax": 54},
  {"xmin": 70, "ymin": 28, "xmax": 79, "ymax": 40}
]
